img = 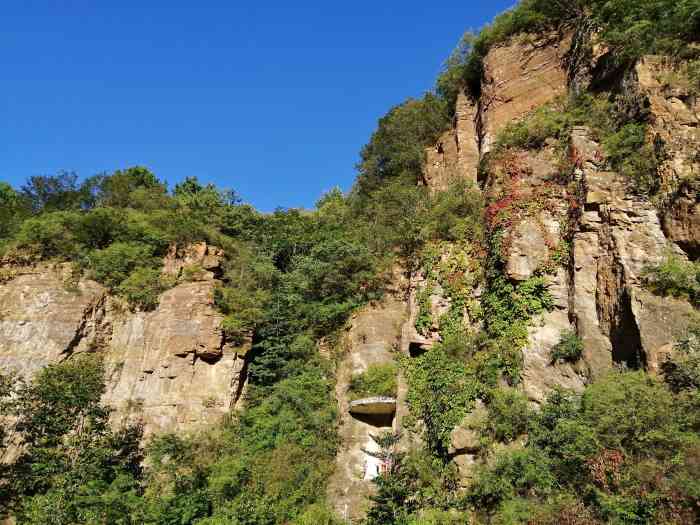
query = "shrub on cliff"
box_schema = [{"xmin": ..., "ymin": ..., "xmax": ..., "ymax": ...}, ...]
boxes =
[
  {"xmin": 348, "ymin": 364, "xmax": 398, "ymax": 401},
  {"xmin": 642, "ymin": 253, "xmax": 700, "ymax": 307},
  {"xmin": 550, "ymin": 330, "xmax": 584, "ymax": 364},
  {"xmin": 87, "ymin": 241, "xmax": 159, "ymax": 289}
]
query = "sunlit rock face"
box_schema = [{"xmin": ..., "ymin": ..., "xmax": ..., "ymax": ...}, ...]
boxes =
[
  {"xmin": 327, "ymin": 272, "xmax": 407, "ymax": 523},
  {"xmin": 423, "ymin": 92, "xmax": 480, "ymax": 190},
  {"xmin": 0, "ymin": 243, "xmax": 249, "ymax": 439},
  {"xmin": 479, "ymin": 31, "xmax": 573, "ymax": 153}
]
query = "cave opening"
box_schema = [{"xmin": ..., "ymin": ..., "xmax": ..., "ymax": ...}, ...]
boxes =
[
  {"xmin": 610, "ymin": 289, "xmax": 645, "ymax": 369},
  {"xmin": 408, "ymin": 341, "xmax": 428, "ymax": 358},
  {"xmin": 351, "ymin": 411, "xmax": 395, "ymax": 428}
]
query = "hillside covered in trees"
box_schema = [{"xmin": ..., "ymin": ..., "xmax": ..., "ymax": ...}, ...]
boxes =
[{"xmin": 1, "ymin": 0, "xmax": 700, "ymax": 524}]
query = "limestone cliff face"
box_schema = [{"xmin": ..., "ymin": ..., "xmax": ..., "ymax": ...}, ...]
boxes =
[
  {"xmin": 636, "ymin": 56, "xmax": 700, "ymax": 257},
  {"xmin": 0, "ymin": 243, "xmax": 248, "ymax": 437},
  {"xmin": 423, "ymin": 92, "xmax": 480, "ymax": 190},
  {"xmin": 479, "ymin": 31, "xmax": 572, "ymax": 153},
  {"xmin": 327, "ymin": 272, "xmax": 408, "ymax": 522},
  {"xmin": 423, "ymin": 31, "xmax": 572, "ymax": 190},
  {"xmin": 416, "ymin": 32, "xmax": 700, "ymax": 478}
]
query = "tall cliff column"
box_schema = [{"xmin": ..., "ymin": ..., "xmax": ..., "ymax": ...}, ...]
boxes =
[
  {"xmin": 327, "ymin": 275, "xmax": 407, "ymax": 522},
  {"xmin": 423, "ymin": 91, "xmax": 480, "ymax": 191}
]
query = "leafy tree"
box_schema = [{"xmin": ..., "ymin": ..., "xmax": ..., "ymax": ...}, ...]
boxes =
[
  {"xmin": 0, "ymin": 183, "xmax": 28, "ymax": 241},
  {"xmin": 355, "ymin": 94, "xmax": 450, "ymax": 194},
  {"xmin": 21, "ymin": 171, "xmax": 87, "ymax": 212},
  {"xmin": 97, "ymin": 166, "xmax": 167, "ymax": 209},
  {"xmin": 2, "ymin": 356, "xmax": 144, "ymax": 523}
]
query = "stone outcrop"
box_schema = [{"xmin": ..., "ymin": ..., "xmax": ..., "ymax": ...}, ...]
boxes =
[
  {"xmin": 0, "ymin": 265, "xmax": 105, "ymax": 379},
  {"xmin": 328, "ymin": 275, "xmax": 408, "ymax": 523},
  {"xmin": 422, "ymin": 32, "xmax": 572, "ymax": 193},
  {"xmin": 423, "ymin": 92, "xmax": 480, "ymax": 190},
  {"xmin": 570, "ymin": 127, "xmax": 695, "ymax": 377},
  {"xmin": 485, "ymin": 146, "xmax": 587, "ymax": 402},
  {"xmin": 162, "ymin": 242, "xmax": 225, "ymax": 280},
  {"xmin": 635, "ymin": 57, "xmax": 700, "ymax": 258},
  {"xmin": 0, "ymin": 244, "xmax": 248, "ymax": 438},
  {"xmin": 479, "ymin": 32, "xmax": 572, "ymax": 153},
  {"xmin": 104, "ymin": 279, "xmax": 249, "ymax": 436}
]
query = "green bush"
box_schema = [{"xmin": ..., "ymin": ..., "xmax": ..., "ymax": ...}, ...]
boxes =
[
  {"xmin": 550, "ymin": 330, "xmax": 584, "ymax": 364},
  {"xmin": 603, "ymin": 123, "xmax": 659, "ymax": 194},
  {"xmin": 73, "ymin": 207, "xmax": 129, "ymax": 250},
  {"xmin": 485, "ymin": 388, "xmax": 532, "ymax": 443},
  {"xmin": 365, "ymin": 449, "xmax": 463, "ymax": 525},
  {"xmin": 117, "ymin": 267, "xmax": 171, "ymax": 311},
  {"xmin": 581, "ymin": 371, "xmax": 690, "ymax": 458},
  {"xmin": 14, "ymin": 211, "xmax": 81, "ymax": 259},
  {"xmin": 494, "ymin": 103, "xmax": 570, "ymax": 151},
  {"xmin": 402, "ymin": 345, "xmax": 478, "ymax": 455},
  {"xmin": 348, "ymin": 363, "xmax": 398, "ymax": 400},
  {"xmin": 642, "ymin": 253, "xmax": 700, "ymax": 307},
  {"xmin": 469, "ymin": 448, "xmax": 556, "ymax": 508},
  {"xmin": 87, "ymin": 241, "xmax": 157, "ymax": 289},
  {"xmin": 355, "ymin": 94, "xmax": 450, "ymax": 193}
]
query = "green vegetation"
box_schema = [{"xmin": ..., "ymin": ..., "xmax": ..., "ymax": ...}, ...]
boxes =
[
  {"xmin": 401, "ymin": 342, "xmax": 479, "ymax": 456},
  {"xmin": 348, "ymin": 364, "xmax": 398, "ymax": 401},
  {"xmin": 3, "ymin": 1, "xmax": 700, "ymax": 523},
  {"xmin": 662, "ymin": 323, "xmax": 700, "ymax": 393},
  {"xmin": 493, "ymin": 102, "xmax": 571, "ymax": 152},
  {"xmin": 550, "ymin": 330, "xmax": 584, "ymax": 364},
  {"xmin": 483, "ymin": 388, "xmax": 532, "ymax": 443},
  {"xmin": 643, "ymin": 252, "xmax": 700, "ymax": 307},
  {"xmin": 0, "ymin": 356, "xmax": 144, "ymax": 523},
  {"xmin": 469, "ymin": 371, "xmax": 700, "ymax": 523},
  {"xmin": 355, "ymin": 95, "xmax": 451, "ymax": 193}
]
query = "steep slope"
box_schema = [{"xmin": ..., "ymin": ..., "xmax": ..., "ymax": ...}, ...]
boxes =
[{"xmin": 0, "ymin": 243, "xmax": 249, "ymax": 438}]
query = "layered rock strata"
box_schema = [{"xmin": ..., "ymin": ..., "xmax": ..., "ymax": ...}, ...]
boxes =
[{"xmin": 0, "ymin": 243, "xmax": 248, "ymax": 438}]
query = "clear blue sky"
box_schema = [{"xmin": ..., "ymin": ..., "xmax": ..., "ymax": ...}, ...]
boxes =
[{"xmin": 2, "ymin": 1, "xmax": 514, "ymax": 211}]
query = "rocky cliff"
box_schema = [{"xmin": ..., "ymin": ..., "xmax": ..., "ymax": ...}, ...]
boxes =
[
  {"xmin": 416, "ymin": 30, "xmax": 699, "ymax": 488},
  {"xmin": 0, "ymin": 243, "xmax": 249, "ymax": 438},
  {"xmin": 1, "ymin": 15, "xmax": 699, "ymax": 525}
]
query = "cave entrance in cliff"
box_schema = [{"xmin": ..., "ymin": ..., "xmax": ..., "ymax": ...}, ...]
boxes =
[
  {"xmin": 408, "ymin": 341, "xmax": 429, "ymax": 358},
  {"xmin": 352, "ymin": 412, "xmax": 395, "ymax": 427},
  {"xmin": 349, "ymin": 397, "xmax": 397, "ymax": 428},
  {"xmin": 610, "ymin": 289, "xmax": 645, "ymax": 370}
]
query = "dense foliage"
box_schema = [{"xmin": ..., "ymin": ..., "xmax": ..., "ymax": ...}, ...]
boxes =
[
  {"xmin": 0, "ymin": 356, "xmax": 144, "ymax": 524},
  {"xmin": 2, "ymin": 1, "xmax": 700, "ymax": 523},
  {"xmin": 348, "ymin": 364, "xmax": 398, "ymax": 401}
]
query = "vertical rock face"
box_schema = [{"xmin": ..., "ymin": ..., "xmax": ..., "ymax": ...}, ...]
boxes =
[
  {"xmin": 422, "ymin": 32, "xmax": 572, "ymax": 193},
  {"xmin": 486, "ymin": 146, "xmax": 587, "ymax": 402},
  {"xmin": 0, "ymin": 245, "xmax": 249, "ymax": 437},
  {"xmin": 327, "ymin": 275, "xmax": 408, "ymax": 523},
  {"xmin": 419, "ymin": 34, "xmax": 697, "ymax": 401},
  {"xmin": 570, "ymin": 128, "xmax": 695, "ymax": 377},
  {"xmin": 104, "ymin": 279, "xmax": 249, "ymax": 436},
  {"xmin": 423, "ymin": 92, "xmax": 480, "ymax": 191},
  {"xmin": 0, "ymin": 265, "xmax": 106, "ymax": 379},
  {"xmin": 479, "ymin": 32, "xmax": 572, "ymax": 153},
  {"xmin": 636, "ymin": 57, "xmax": 700, "ymax": 257}
]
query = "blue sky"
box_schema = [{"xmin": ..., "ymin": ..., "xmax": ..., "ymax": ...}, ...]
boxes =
[{"xmin": 1, "ymin": 1, "xmax": 514, "ymax": 211}]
